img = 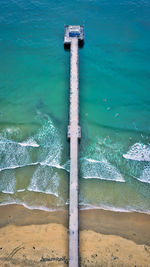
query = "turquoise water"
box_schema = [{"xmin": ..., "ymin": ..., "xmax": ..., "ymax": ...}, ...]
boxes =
[{"xmin": 0, "ymin": 0, "xmax": 150, "ymax": 213}]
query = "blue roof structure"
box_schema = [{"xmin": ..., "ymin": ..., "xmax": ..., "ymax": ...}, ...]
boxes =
[{"xmin": 69, "ymin": 31, "xmax": 80, "ymax": 37}]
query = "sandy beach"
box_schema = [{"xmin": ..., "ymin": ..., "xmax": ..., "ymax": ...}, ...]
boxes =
[{"xmin": 0, "ymin": 204, "xmax": 150, "ymax": 266}]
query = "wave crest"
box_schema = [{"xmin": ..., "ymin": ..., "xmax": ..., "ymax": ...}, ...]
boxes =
[
  {"xmin": 80, "ymin": 157, "xmax": 125, "ymax": 182},
  {"xmin": 123, "ymin": 143, "xmax": 150, "ymax": 162},
  {"xmin": 28, "ymin": 165, "xmax": 60, "ymax": 198}
]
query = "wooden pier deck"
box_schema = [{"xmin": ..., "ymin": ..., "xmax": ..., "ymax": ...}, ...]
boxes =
[{"xmin": 68, "ymin": 37, "xmax": 79, "ymax": 267}]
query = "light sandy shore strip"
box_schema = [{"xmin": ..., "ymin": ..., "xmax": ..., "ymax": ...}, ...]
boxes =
[{"xmin": 0, "ymin": 204, "xmax": 150, "ymax": 266}]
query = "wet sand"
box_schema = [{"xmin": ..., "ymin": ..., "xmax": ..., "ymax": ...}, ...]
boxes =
[{"xmin": 0, "ymin": 204, "xmax": 150, "ymax": 266}]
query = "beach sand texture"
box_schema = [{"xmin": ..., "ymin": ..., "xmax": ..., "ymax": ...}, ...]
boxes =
[{"xmin": 0, "ymin": 205, "xmax": 150, "ymax": 266}]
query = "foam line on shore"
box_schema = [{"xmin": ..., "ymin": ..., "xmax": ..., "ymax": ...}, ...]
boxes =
[
  {"xmin": 0, "ymin": 201, "xmax": 150, "ymax": 215},
  {"xmin": 79, "ymin": 203, "xmax": 150, "ymax": 215},
  {"xmin": 0, "ymin": 201, "xmax": 64, "ymax": 212}
]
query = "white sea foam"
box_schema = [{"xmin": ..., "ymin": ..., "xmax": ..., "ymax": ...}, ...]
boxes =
[
  {"xmin": 123, "ymin": 143, "xmax": 150, "ymax": 161},
  {"xmin": 0, "ymin": 170, "xmax": 16, "ymax": 194},
  {"xmin": 62, "ymin": 160, "xmax": 70, "ymax": 172},
  {"xmin": 21, "ymin": 203, "xmax": 62, "ymax": 212},
  {"xmin": 40, "ymin": 161, "xmax": 64, "ymax": 170},
  {"xmin": 0, "ymin": 162, "xmax": 38, "ymax": 172},
  {"xmin": 0, "ymin": 119, "xmax": 65, "ymax": 199},
  {"xmin": 19, "ymin": 137, "xmax": 39, "ymax": 147},
  {"xmin": 0, "ymin": 161, "xmax": 68, "ymax": 172},
  {"xmin": 81, "ymin": 157, "xmax": 125, "ymax": 182},
  {"xmin": 2, "ymin": 190, "xmax": 15, "ymax": 194},
  {"xmin": 28, "ymin": 165, "xmax": 60, "ymax": 198},
  {"xmin": 0, "ymin": 118, "xmax": 65, "ymax": 175},
  {"xmin": 27, "ymin": 188, "xmax": 58, "ymax": 197},
  {"xmin": 0, "ymin": 201, "xmax": 149, "ymax": 215},
  {"xmin": 0, "ymin": 201, "xmax": 17, "ymax": 207},
  {"xmin": 0, "ymin": 201, "xmax": 62, "ymax": 212},
  {"xmin": 0, "ymin": 136, "xmax": 39, "ymax": 148},
  {"xmin": 86, "ymin": 159, "xmax": 102, "ymax": 163},
  {"xmin": 79, "ymin": 203, "xmax": 150, "ymax": 214},
  {"xmin": 0, "ymin": 136, "xmax": 33, "ymax": 171},
  {"xmin": 35, "ymin": 119, "xmax": 63, "ymax": 171},
  {"xmin": 17, "ymin": 189, "xmax": 26, "ymax": 192},
  {"xmin": 136, "ymin": 165, "xmax": 150, "ymax": 184}
]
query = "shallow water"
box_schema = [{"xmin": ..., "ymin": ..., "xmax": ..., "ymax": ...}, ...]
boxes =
[{"xmin": 0, "ymin": 0, "xmax": 150, "ymax": 213}]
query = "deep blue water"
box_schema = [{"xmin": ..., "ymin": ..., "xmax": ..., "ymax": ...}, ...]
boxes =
[{"xmin": 0, "ymin": 0, "xmax": 150, "ymax": 213}]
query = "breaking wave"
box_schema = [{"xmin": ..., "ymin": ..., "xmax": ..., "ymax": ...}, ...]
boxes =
[
  {"xmin": 123, "ymin": 143, "xmax": 150, "ymax": 184},
  {"xmin": 0, "ymin": 118, "xmax": 64, "ymax": 171},
  {"xmin": 19, "ymin": 137, "xmax": 39, "ymax": 147},
  {"xmin": 28, "ymin": 165, "xmax": 60, "ymax": 198},
  {"xmin": 123, "ymin": 143, "xmax": 150, "ymax": 161},
  {"xmin": 135, "ymin": 165, "xmax": 150, "ymax": 184},
  {"xmin": 0, "ymin": 169, "xmax": 16, "ymax": 194},
  {"xmin": 0, "ymin": 136, "xmax": 34, "ymax": 171},
  {"xmin": 81, "ymin": 157, "xmax": 125, "ymax": 182},
  {"xmin": 0, "ymin": 118, "xmax": 66, "ymax": 198}
]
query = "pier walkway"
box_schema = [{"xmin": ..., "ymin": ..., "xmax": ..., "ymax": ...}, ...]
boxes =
[
  {"xmin": 64, "ymin": 25, "xmax": 84, "ymax": 267},
  {"xmin": 69, "ymin": 37, "xmax": 79, "ymax": 267}
]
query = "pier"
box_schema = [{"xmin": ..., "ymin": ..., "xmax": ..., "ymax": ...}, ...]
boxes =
[{"xmin": 64, "ymin": 25, "xmax": 84, "ymax": 266}]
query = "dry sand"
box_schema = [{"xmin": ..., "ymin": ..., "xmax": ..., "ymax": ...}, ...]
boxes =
[{"xmin": 0, "ymin": 204, "xmax": 150, "ymax": 266}]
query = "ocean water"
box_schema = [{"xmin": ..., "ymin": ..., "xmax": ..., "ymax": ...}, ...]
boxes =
[{"xmin": 0, "ymin": 0, "xmax": 150, "ymax": 213}]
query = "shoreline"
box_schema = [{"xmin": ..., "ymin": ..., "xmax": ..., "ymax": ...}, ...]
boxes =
[
  {"xmin": 0, "ymin": 204, "xmax": 150, "ymax": 266},
  {"xmin": 0, "ymin": 204, "xmax": 150, "ymax": 245}
]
